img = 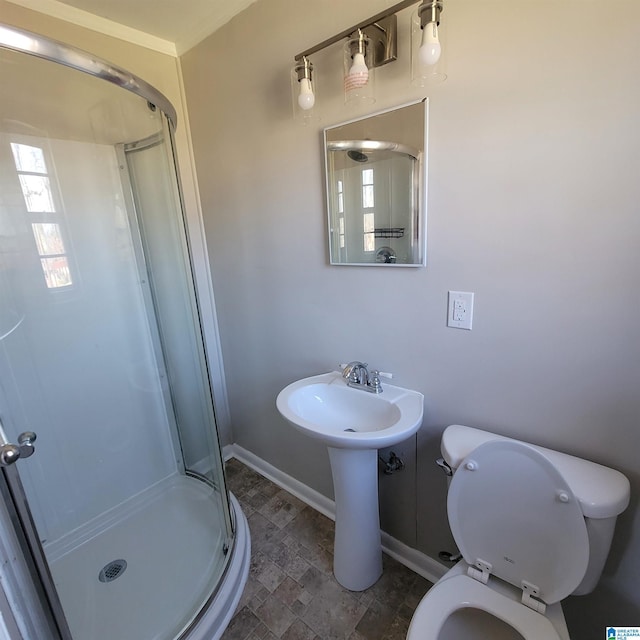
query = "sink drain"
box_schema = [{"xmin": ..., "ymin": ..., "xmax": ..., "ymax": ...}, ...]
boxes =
[
  {"xmin": 98, "ymin": 559, "xmax": 127, "ymax": 583},
  {"xmin": 344, "ymin": 428, "xmax": 356, "ymax": 432}
]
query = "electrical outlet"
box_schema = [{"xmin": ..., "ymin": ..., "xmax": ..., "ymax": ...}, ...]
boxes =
[{"xmin": 448, "ymin": 291, "xmax": 474, "ymax": 330}]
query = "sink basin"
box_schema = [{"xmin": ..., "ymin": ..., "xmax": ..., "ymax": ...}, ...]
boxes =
[
  {"xmin": 276, "ymin": 370, "xmax": 424, "ymax": 591},
  {"xmin": 276, "ymin": 371, "xmax": 424, "ymax": 450}
]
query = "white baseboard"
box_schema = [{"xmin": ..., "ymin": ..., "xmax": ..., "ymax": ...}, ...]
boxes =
[{"xmin": 224, "ymin": 443, "xmax": 447, "ymax": 585}]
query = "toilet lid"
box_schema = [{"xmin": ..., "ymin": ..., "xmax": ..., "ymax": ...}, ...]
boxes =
[{"xmin": 448, "ymin": 440, "xmax": 589, "ymax": 605}]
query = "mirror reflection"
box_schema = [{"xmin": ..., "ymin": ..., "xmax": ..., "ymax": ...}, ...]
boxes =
[{"xmin": 324, "ymin": 100, "xmax": 427, "ymax": 266}]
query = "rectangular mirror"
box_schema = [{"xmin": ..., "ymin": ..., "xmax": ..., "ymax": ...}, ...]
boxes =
[{"xmin": 324, "ymin": 99, "xmax": 427, "ymax": 267}]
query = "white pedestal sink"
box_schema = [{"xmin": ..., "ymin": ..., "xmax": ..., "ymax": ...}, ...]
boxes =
[{"xmin": 276, "ymin": 371, "xmax": 424, "ymax": 591}]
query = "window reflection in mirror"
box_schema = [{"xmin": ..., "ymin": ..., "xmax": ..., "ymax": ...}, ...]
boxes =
[{"xmin": 324, "ymin": 100, "xmax": 427, "ymax": 267}]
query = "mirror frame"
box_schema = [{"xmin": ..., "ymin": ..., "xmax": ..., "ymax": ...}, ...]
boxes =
[{"xmin": 323, "ymin": 99, "xmax": 428, "ymax": 267}]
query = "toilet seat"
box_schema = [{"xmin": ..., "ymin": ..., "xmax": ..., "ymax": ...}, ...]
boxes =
[
  {"xmin": 407, "ymin": 570, "xmax": 564, "ymax": 639},
  {"xmin": 447, "ymin": 440, "xmax": 590, "ymax": 606}
]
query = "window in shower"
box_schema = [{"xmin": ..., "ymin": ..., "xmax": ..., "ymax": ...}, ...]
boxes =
[{"xmin": 10, "ymin": 142, "xmax": 73, "ymax": 289}]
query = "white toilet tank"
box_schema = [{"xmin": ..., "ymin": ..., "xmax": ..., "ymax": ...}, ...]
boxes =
[{"xmin": 441, "ymin": 425, "xmax": 630, "ymax": 595}]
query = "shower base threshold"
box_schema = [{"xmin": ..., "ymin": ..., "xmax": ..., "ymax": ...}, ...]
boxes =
[{"xmin": 47, "ymin": 474, "xmax": 249, "ymax": 640}]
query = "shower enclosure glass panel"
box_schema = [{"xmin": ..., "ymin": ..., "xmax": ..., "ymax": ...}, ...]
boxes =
[
  {"xmin": 122, "ymin": 131, "xmax": 230, "ymax": 496},
  {"xmin": 0, "ymin": 42, "xmax": 232, "ymax": 640}
]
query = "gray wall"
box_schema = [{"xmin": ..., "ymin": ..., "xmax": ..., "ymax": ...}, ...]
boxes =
[{"xmin": 181, "ymin": 1, "xmax": 640, "ymax": 636}]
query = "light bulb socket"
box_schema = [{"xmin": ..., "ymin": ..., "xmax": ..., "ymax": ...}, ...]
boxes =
[
  {"xmin": 295, "ymin": 56, "xmax": 313, "ymax": 83},
  {"xmin": 418, "ymin": 0, "xmax": 443, "ymax": 29},
  {"xmin": 348, "ymin": 29, "xmax": 368, "ymax": 59}
]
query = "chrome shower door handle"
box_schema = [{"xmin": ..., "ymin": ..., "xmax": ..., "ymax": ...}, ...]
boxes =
[
  {"xmin": 0, "ymin": 417, "xmax": 37, "ymax": 466},
  {"xmin": 17, "ymin": 431, "xmax": 37, "ymax": 458}
]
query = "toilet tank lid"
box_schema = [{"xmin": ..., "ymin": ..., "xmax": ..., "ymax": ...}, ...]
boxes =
[{"xmin": 441, "ymin": 425, "xmax": 630, "ymax": 519}]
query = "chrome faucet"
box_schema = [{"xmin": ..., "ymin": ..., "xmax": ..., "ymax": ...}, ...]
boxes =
[{"xmin": 341, "ymin": 361, "xmax": 383, "ymax": 394}]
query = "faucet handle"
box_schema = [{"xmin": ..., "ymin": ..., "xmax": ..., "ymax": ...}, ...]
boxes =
[{"xmin": 368, "ymin": 370, "xmax": 383, "ymax": 392}]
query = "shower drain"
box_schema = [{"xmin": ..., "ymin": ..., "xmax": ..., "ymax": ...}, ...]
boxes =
[{"xmin": 98, "ymin": 559, "xmax": 127, "ymax": 583}]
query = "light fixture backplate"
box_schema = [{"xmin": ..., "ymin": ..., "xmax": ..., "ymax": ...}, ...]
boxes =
[{"xmin": 361, "ymin": 14, "xmax": 397, "ymax": 68}]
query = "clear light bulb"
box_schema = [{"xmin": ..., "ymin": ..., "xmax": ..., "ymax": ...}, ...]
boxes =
[
  {"xmin": 419, "ymin": 22, "xmax": 441, "ymax": 66},
  {"xmin": 346, "ymin": 52, "xmax": 369, "ymax": 89},
  {"xmin": 297, "ymin": 77, "xmax": 315, "ymax": 110}
]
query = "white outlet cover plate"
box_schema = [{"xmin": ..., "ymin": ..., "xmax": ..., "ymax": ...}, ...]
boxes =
[{"xmin": 448, "ymin": 291, "xmax": 474, "ymax": 330}]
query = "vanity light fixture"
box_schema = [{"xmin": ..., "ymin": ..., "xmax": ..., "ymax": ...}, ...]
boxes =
[{"xmin": 292, "ymin": 0, "xmax": 446, "ymax": 121}]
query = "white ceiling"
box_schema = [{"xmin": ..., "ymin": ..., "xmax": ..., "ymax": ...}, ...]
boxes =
[{"xmin": 6, "ymin": 0, "xmax": 258, "ymax": 55}]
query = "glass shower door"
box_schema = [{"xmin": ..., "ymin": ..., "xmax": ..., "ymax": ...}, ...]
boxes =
[
  {"xmin": 121, "ymin": 124, "xmax": 231, "ymax": 501},
  {"xmin": 0, "ymin": 44, "xmax": 232, "ymax": 640}
]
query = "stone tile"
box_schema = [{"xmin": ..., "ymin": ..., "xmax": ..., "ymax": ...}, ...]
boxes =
[
  {"xmin": 290, "ymin": 599, "xmax": 307, "ymax": 616},
  {"xmin": 368, "ymin": 558, "xmax": 420, "ymax": 611},
  {"xmin": 259, "ymin": 491, "xmax": 303, "ymax": 529},
  {"xmin": 237, "ymin": 575, "xmax": 270, "ymax": 612},
  {"xmin": 355, "ymin": 600, "xmax": 397, "ymax": 640},
  {"xmin": 247, "ymin": 585, "xmax": 271, "ymax": 613},
  {"xmin": 255, "ymin": 476, "xmax": 284, "ymax": 498},
  {"xmin": 249, "ymin": 512, "xmax": 287, "ymax": 541},
  {"xmin": 281, "ymin": 618, "xmax": 319, "ymax": 640},
  {"xmin": 300, "ymin": 580, "xmax": 367, "ymax": 639},
  {"xmin": 222, "ymin": 606, "xmax": 260, "ymax": 640},
  {"xmin": 263, "ymin": 539, "xmax": 312, "ymax": 581},
  {"xmin": 250, "ymin": 622, "xmax": 275, "ymax": 638},
  {"xmin": 297, "ymin": 542, "xmax": 333, "ymax": 575},
  {"xmin": 298, "ymin": 565, "xmax": 331, "ymax": 595},
  {"xmin": 238, "ymin": 499, "xmax": 256, "ymax": 518},
  {"xmin": 247, "ymin": 622, "xmax": 279, "ymax": 640},
  {"xmin": 403, "ymin": 575, "xmax": 432, "ymax": 610},
  {"xmin": 382, "ymin": 554, "xmax": 420, "ymax": 589},
  {"xmin": 248, "ymin": 513, "xmax": 288, "ymax": 557},
  {"xmin": 250, "ymin": 551, "xmax": 286, "ymax": 592},
  {"xmin": 381, "ymin": 614, "xmax": 410, "ymax": 640},
  {"xmin": 283, "ymin": 507, "xmax": 334, "ymax": 552},
  {"xmin": 225, "ymin": 458, "xmax": 244, "ymax": 480},
  {"xmin": 244, "ymin": 490, "xmax": 273, "ymax": 511},
  {"xmin": 277, "ymin": 490, "xmax": 307, "ymax": 511},
  {"xmin": 230, "ymin": 466, "xmax": 266, "ymax": 497},
  {"xmin": 397, "ymin": 602, "xmax": 417, "ymax": 622},
  {"xmin": 356, "ymin": 589, "xmax": 377, "ymax": 608},
  {"xmin": 255, "ymin": 594, "xmax": 298, "ymax": 637},
  {"xmin": 272, "ymin": 576, "xmax": 307, "ymax": 608},
  {"xmin": 297, "ymin": 588, "xmax": 314, "ymax": 606}
]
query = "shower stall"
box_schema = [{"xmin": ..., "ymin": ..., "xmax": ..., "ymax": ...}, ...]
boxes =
[{"xmin": 0, "ymin": 25, "xmax": 249, "ymax": 640}]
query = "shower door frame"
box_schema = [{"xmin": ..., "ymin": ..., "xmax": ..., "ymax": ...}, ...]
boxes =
[{"xmin": 0, "ymin": 467, "xmax": 72, "ymax": 640}]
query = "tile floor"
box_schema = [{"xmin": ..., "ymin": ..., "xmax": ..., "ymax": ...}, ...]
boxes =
[{"xmin": 223, "ymin": 458, "xmax": 432, "ymax": 640}]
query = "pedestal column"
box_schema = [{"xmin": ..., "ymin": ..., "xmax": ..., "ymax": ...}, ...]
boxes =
[{"xmin": 327, "ymin": 446, "xmax": 382, "ymax": 591}]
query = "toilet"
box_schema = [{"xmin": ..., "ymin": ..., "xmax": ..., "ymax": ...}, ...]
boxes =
[{"xmin": 407, "ymin": 425, "xmax": 630, "ymax": 640}]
